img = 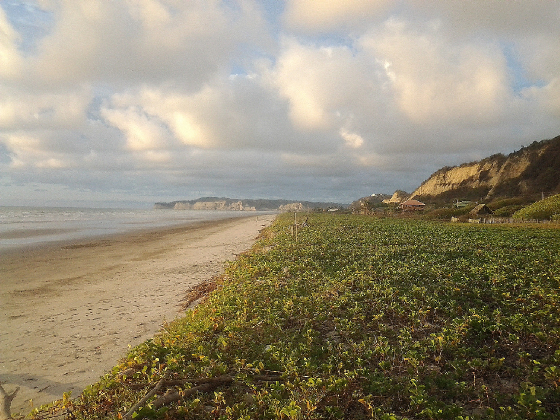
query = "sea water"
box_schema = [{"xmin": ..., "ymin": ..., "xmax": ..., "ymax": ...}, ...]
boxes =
[{"xmin": 0, "ymin": 206, "xmax": 256, "ymax": 253}]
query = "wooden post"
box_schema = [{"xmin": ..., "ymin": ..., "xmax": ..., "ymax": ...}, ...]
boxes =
[{"xmin": 294, "ymin": 212, "xmax": 298, "ymax": 242}]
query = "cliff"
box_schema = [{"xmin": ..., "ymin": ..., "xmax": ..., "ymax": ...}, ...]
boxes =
[
  {"xmin": 154, "ymin": 197, "xmax": 344, "ymax": 212},
  {"xmin": 411, "ymin": 135, "xmax": 560, "ymax": 202},
  {"xmin": 171, "ymin": 200, "xmax": 255, "ymax": 211},
  {"xmin": 382, "ymin": 190, "xmax": 409, "ymax": 204}
]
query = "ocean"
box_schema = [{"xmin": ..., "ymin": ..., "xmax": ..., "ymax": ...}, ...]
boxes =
[{"xmin": 0, "ymin": 206, "xmax": 260, "ymax": 253}]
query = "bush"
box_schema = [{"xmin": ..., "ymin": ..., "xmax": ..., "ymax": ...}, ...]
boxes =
[
  {"xmin": 492, "ymin": 204, "xmax": 525, "ymax": 217},
  {"xmin": 488, "ymin": 197, "xmax": 532, "ymax": 210},
  {"xmin": 424, "ymin": 205, "xmax": 474, "ymax": 220}
]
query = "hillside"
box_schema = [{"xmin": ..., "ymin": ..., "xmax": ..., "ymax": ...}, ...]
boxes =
[
  {"xmin": 154, "ymin": 197, "xmax": 343, "ymax": 212},
  {"xmin": 513, "ymin": 193, "xmax": 560, "ymax": 220},
  {"xmin": 410, "ymin": 135, "xmax": 560, "ymax": 203}
]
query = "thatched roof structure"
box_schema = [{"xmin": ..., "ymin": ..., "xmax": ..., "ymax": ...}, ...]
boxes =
[{"xmin": 470, "ymin": 204, "xmax": 493, "ymax": 216}]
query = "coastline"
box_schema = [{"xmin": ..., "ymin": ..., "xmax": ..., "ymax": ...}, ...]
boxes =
[{"xmin": 0, "ymin": 215, "xmax": 276, "ymax": 415}]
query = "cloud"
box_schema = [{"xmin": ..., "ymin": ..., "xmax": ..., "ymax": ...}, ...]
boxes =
[
  {"xmin": 0, "ymin": 6, "xmax": 23, "ymax": 79},
  {"xmin": 283, "ymin": 0, "xmax": 391, "ymax": 33},
  {"xmin": 30, "ymin": 0, "xmax": 270, "ymax": 89},
  {"xmin": 360, "ymin": 19, "xmax": 511, "ymax": 126},
  {"xmin": 270, "ymin": 38, "xmax": 382, "ymax": 137},
  {"xmin": 2, "ymin": 132, "xmax": 77, "ymax": 169},
  {"xmin": 408, "ymin": 0, "xmax": 560, "ymax": 38},
  {"xmin": 0, "ymin": 86, "xmax": 91, "ymax": 129},
  {"xmin": 339, "ymin": 128, "xmax": 364, "ymax": 149},
  {"xmin": 403, "ymin": 1, "xmax": 560, "ymax": 122},
  {"xmin": 1, "ymin": 1, "xmax": 560, "ymax": 207},
  {"xmin": 100, "ymin": 106, "xmax": 171, "ymax": 157}
]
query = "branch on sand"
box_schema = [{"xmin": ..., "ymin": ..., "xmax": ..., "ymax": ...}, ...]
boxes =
[
  {"xmin": 122, "ymin": 373, "xmax": 284, "ymax": 420},
  {"xmin": 0, "ymin": 383, "xmax": 19, "ymax": 420}
]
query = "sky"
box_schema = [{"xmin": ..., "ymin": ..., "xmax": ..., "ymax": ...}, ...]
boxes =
[{"xmin": 1, "ymin": 1, "xmax": 560, "ymax": 207}]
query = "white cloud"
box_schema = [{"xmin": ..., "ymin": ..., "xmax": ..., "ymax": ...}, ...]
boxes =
[
  {"xmin": 3, "ymin": 133, "xmax": 75, "ymax": 169},
  {"xmin": 0, "ymin": 6, "xmax": 23, "ymax": 79},
  {"xmin": 100, "ymin": 106, "xmax": 170, "ymax": 153},
  {"xmin": 124, "ymin": 0, "xmax": 172, "ymax": 30},
  {"xmin": 0, "ymin": 87, "xmax": 91, "ymax": 129},
  {"xmin": 403, "ymin": 1, "xmax": 560, "ymax": 123},
  {"xmin": 271, "ymin": 38, "xmax": 377, "ymax": 133},
  {"xmin": 340, "ymin": 128, "xmax": 364, "ymax": 149},
  {"xmin": 30, "ymin": 0, "xmax": 270, "ymax": 89},
  {"xmin": 104, "ymin": 87, "xmax": 221, "ymax": 149},
  {"xmin": 360, "ymin": 19, "xmax": 511, "ymax": 125},
  {"xmin": 523, "ymin": 79, "xmax": 560, "ymax": 119},
  {"xmin": 102, "ymin": 76, "xmax": 305, "ymax": 152},
  {"xmin": 283, "ymin": 0, "xmax": 391, "ymax": 33}
]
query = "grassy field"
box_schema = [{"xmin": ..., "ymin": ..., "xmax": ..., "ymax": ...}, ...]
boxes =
[{"xmin": 34, "ymin": 214, "xmax": 560, "ymax": 419}]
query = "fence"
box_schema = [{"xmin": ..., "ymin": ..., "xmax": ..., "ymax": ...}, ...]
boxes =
[{"xmin": 464, "ymin": 217, "xmax": 560, "ymax": 225}]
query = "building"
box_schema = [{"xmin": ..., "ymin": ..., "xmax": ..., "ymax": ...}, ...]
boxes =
[
  {"xmin": 399, "ymin": 199, "xmax": 426, "ymax": 211},
  {"xmin": 469, "ymin": 204, "xmax": 493, "ymax": 217}
]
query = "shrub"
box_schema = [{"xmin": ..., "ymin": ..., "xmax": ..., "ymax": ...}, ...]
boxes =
[
  {"xmin": 492, "ymin": 204, "xmax": 525, "ymax": 217},
  {"xmin": 424, "ymin": 205, "xmax": 474, "ymax": 220}
]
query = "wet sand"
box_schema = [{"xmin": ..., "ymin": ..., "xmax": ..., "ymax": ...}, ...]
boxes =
[{"xmin": 0, "ymin": 215, "xmax": 275, "ymax": 415}]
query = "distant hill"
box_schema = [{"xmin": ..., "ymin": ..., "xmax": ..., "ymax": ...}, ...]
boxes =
[
  {"xmin": 411, "ymin": 135, "xmax": 560, "ymax": 203},
  {"xmin": 349, "ymin": 193, "xmax": 392, "ymax": 213},
  {"xmin": 154, "ymin": 197, "xmax": 344, "ymax": 212}
]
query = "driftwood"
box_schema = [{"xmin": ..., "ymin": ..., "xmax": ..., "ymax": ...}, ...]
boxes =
[
  {"xmin": 122, "ymin": 377, "xmax": 167, "ymax": 420},
  {"xmin": 152, "ymin": 382, "xmax": 216, "ymax": 410},
  {"xmin": 0, "ymin": 383, "xmax": 19, "ymax": 420},
  {"xmin": 122, "ymin": 373, "xmax": 284, "ymax": 419}
]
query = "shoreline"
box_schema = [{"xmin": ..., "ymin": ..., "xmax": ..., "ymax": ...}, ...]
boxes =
[{"xmin": 0, "ymin": 215, "xmax": 275, "ymax": 415}]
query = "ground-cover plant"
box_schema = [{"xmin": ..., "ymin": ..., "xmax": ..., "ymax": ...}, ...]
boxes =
[{"xmin": 33, "ymin": 215, "xmax": 560, "ymax": 419}]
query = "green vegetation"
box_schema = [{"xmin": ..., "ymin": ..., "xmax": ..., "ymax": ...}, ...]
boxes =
[
  {"xmin": 513, "ymin": 194, "xmax": 560, "ymax": 220},
  {"xmin": 34, "ymin": 215, "xmax": 560, "ymax": 419},
  {"xmin": 424, "ymin": 205, "xmax": 475, "ymax": 220},
  {"xmin": 490, "ymin": 206, "xmax": 523, "ymax": 218},
  {"xmin": 487, "ymin": 197, "xmax": 530, "ymax": 210},
  {"xmin": 488, "ymin": 198, "xmax": 532, "ymax": 218}
]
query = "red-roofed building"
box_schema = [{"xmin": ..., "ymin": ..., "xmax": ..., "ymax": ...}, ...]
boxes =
[{"xmin": 399, "ymin": 199, "xmax": 426, "ymax": 211}]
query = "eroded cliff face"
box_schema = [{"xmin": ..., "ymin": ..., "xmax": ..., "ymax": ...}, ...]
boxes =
[
  {"xmin": 410, "ymin": 135, "xmax": 560, "ymax": 202},
  {"xmin": 172, "ymin": 200, "xmax": 256, "ymax": 211},
  {"xmin": 383, "ymin": 190, "xmax": 410, "ymax": 204}
]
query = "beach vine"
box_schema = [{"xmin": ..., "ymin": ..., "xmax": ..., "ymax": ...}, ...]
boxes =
[{"xmin": 31, "ymin": 214, "xmax": 560, "ymax": 419}]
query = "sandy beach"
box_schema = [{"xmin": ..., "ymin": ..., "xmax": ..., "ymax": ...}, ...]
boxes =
[{"xmin": 0, "ymin": 214, "xmax": 275, "ymax": 416}]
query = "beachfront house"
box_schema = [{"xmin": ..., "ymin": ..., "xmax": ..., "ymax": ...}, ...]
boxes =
[{"xmin": 399, "ymin": 199, "xmax": 426, "ymax": 211}]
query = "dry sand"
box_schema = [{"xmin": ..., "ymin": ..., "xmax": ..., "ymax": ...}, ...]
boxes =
[{"xmin": 0, "ymin": 215, "xmax": 275, "ymax": 416}]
